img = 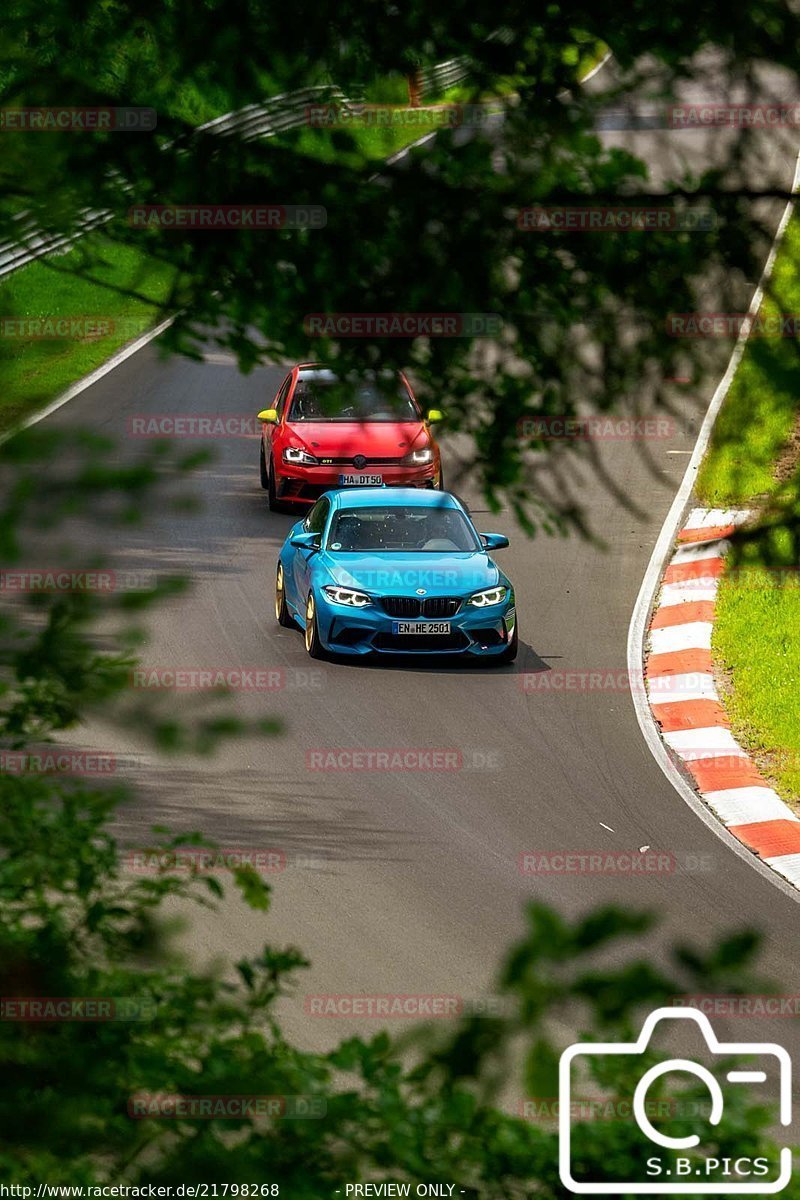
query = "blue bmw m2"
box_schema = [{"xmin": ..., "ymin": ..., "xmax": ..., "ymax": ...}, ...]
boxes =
[{"xmin": 274, "ymin": 487, "xmax": 517, "ymax": 662}]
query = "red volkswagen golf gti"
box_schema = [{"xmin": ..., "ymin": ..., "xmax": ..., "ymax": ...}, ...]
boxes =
[{"xmin": 257, "ymin": 364, "xmax": 443, "ymax": 510}]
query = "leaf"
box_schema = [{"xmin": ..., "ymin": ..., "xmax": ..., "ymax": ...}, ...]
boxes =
[{"xmin": 233, "ymin": 866, "xmax": 271, "ymax": 911}]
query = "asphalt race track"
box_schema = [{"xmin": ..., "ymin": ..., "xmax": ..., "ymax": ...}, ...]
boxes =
[{"xmin": 26, "ymin": 55, "xmax": 800, "ymax": 1120}]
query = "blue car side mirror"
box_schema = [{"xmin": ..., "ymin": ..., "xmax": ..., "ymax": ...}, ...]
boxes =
[
  {"xmin": 290, "ymin": 531, "xmax": 322, "ymax": 551},
  {"xmin": 480, "ymin": 532, "xmax": 509, "ymax": 550}
]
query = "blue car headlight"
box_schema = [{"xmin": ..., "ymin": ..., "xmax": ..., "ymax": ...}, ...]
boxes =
[
  {"xmin": 322, "ymin": 585, "xmax": 372, "ymax": 608},
  {"xmin": 468, "ymin": 586, "xmax": 508, "ymax": 608}
]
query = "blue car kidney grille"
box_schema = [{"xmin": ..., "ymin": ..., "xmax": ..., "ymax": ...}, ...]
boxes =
[{"xmin": 381, "ymin": 596, "xmax": 461, "ymax": 618}]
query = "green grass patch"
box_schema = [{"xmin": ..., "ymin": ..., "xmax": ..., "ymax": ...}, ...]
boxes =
[
  {"xmin": 0, "ymin": 235, "xmax": 178, "ymax": 433},
  {"xmin": 696, "ymin": 219, "xmax": 800, "ymax": 506},
  {"xmin": 697, "ymin": 215, "xmax": 800, "ymax": 809},
  {"xmin": 285, "ymin": 116, "xmax": 439, "ymax": 165},
  {"xmin": 276, "ymin": 83, "xmax": 485, "ymax": 166},
  {"xmin": 713, "ymin": 537, "xmax": 800, "ymax": 803},
  {"xmin": 0, "ymin": 75, "xmax": 469, "ymax": 438}
]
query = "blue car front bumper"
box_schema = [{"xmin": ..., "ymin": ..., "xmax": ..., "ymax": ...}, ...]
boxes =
[{"xmin": 314, "ymin": 594, "xmax": 517, "ymax": 656}]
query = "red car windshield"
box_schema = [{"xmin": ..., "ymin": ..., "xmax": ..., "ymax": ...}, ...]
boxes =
[{"xmin": 289, "ymin": 377, "xmax": 419, "ymax": 422}]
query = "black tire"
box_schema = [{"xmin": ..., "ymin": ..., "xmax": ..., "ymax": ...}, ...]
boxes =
[
  {"xmin": 259, "ymin": 442, "xmax": 269, "ymax": 490},
  {"xmin": 275, "ymin": 563, "xmax": 294, "ymax": 628},
  {"xmin": 304, "ymin": 592, "xmax": 328, "ymax": 660},
  {"xmin": 267, "ymin": 457, "xmax": 282, "ymax": 512},
  {"xmin": 496, "ymin": 620, "xmax": 518, "ymax": 665}
]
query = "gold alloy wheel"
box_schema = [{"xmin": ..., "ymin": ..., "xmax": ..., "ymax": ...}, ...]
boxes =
[
  {"xmin": 275, "ymin": 564, "xmax": 285, "ymax": 621},
  {"xmin": 305, "ymin": 593, "xmax": 315, "ymax": 652}
]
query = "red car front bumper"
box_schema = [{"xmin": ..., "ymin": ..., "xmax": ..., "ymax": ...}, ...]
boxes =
[{"xmin": 275, "ymin": 462, "xmax": 441, "ymax": 505}]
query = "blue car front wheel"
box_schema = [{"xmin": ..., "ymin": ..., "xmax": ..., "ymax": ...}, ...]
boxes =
[
  {"xmin": 275, "ymin": 563, "xmax": 294, "ymax": 628},
  {"xmin": 304, "ymin": 592, "xmax": 328, "ymax": 660}
]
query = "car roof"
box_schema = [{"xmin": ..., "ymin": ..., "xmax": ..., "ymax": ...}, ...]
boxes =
[
  {"xmin": 325, "ymin": 487, "xmax": 463, "ymax": 511},
  {"xmin": 296, "ymin": 364, "xmax": 405, "ymax": 383},
  {"xmin": 296, "ymin": 364, "xmax": 337, "ymax": 381}
]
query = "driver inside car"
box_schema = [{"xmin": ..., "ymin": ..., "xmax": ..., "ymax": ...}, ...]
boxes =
[{"xmin": 420, "ymin": 510, "xmax": 459, "ymax": 551}]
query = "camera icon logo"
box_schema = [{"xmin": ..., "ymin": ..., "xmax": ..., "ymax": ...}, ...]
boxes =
[{"xmin": 559, "ymin": 1006, "xmax": 792, "ymax": 1194}]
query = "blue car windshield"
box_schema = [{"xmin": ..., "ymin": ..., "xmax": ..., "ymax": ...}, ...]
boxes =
[{"xmin": 327, "ymin": 506, "xmax": 480, "ymax": 553}]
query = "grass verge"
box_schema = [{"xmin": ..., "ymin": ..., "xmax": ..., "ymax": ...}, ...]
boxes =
[
  {"xmin": 696, "ymin": 217, "xmax": 800, "ymax": 808},
  {"xmin": 273, "ymin": 83, "xmax": 504, "ymax": 165},
  {"xmin": 0, "ymin": 235, "xmax": 177, "ymax": 433},
  {"xmin": 0, "ymin": 48, "xmax": 610, "ymax": 433}
]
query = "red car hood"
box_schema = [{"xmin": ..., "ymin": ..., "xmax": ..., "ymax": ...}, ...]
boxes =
[{"xmin": 288, "ymin": 421, "xmax": 428, "ymax": 457}]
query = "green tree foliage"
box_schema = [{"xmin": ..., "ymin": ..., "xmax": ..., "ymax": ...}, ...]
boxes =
[{"xmin": 2, "ymin": 3, "xmax": 800, "ymax": 522}]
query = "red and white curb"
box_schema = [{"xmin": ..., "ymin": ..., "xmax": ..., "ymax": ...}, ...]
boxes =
[{"xmin": 645, "ymin": 506, "xmax": 800, "ymax": 889}]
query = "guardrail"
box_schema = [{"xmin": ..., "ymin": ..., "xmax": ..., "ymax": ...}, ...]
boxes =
[
  {"xmin": 0, "ymin": 209, "xmax": 112, "ymax": 281},
  {"xmin": 197, "ymin": 84, "xmax": 347, "ymax": 142},
  {"xmin": 417, "ymin": 58, "xmax": 471, "ymax": 99},
  {"xmin": 0, "ymin": 60, "xmax": 472, "ymax": 281}
]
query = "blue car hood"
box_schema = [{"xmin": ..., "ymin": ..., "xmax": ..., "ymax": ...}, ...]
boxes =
[{"xmin": 318, "ymin": 551, "xmax": 502, "ymax": 596}]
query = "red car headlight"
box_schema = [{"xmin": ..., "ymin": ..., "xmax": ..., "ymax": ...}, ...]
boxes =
[
  {"xmin": 283, "ymin": 446, "xmax": 319, "ymax": 466},
  {"xmin": 400, "ymin": 446, "xmax": 434, "ymax": 466}
]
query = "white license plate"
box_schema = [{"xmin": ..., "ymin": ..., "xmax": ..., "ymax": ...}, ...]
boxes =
[
  {"xmin": 392, "ymin": 621, "xmax": 451, "ymax": 635},
  {"xmin": 338, "ymin": 474, "xmax": 382, "ymax": 486}
]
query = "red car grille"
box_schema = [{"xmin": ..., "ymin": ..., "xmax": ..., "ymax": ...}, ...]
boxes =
[{"xmin": 315, "ymin": 457, "xmax": 403, "ymax": 466}]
